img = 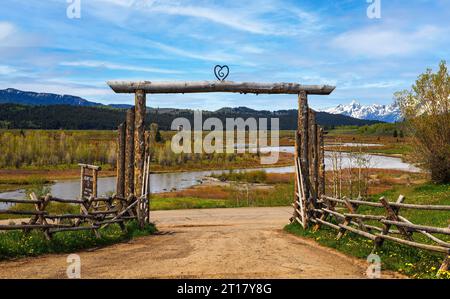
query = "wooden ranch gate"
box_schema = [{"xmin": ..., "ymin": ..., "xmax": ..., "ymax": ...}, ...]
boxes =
[
  {"xmin": 107, "ymin": 80, "xmax": 335, "ymax": 227},
  {"xmin": 108, "ymin": 80, "xmax": 450, "ymax": 276}
]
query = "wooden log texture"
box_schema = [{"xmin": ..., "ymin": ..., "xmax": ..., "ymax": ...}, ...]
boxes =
[
  {"xmin": 107, "ymin": 81, "xmax": 336, "ymax": 95},
  {"xmin": 318, "ymin": 127, "xmax": 325, "ymax": 198},
  {"xmin": 380, "ymin": 219, "xmax": 450, "ymax": 235},
  {"xmin": 293, "ymin": 131, "xmax": 300, "ymax": 221},
  {"xmin": 339, "ymin": 223, "xmax": 379, "ymax": 241},
  {"xmin": 299, "ymin": 91, "xmax": 310, "ymax": 205},
  {"xmin": 116, "ymin": 122, "xmax": 126, "ymax": 198},
  {"xmin": 49, "ymin": 197, "xmax": 84, "ymax": 204},
  {"xmin": 78, "ymin": 164, "xmax": 101, "ymax": 170},
  {"xmin": 309, "ymin": 110, "xmax": 318, "ymax": 204},
  {"xmin": 0, "ymin": 224, "xmax": 73, "ymax": 230},
  {"xmin": 134, "ymin": 90, "xmax": 146, "ymax": 198},
  {"xmin": 45, "ymin": 214, "xmax": 97, "ymax": 219},
  {"xmin": 321, "ymin": 196, "xmax": 450, "ymax": 211},
  {"xmin": 93, "ymin": 169, "xmax": 98, "ymax": 198},
  {"xmin": 0, "ymin": 210, "xmax": 47, "ymax": 215},
  {"xmin": 125, "ymin": 108, "xmax": 135, "ymax": 197},
  {"xmin": 375, "ymin": 233, "xmax": 450, "ymax": 254},
  {"xmin": 0, "ymin": 198, "xmax": 40, "ymax": 204},
  {"xmin": 398, "ymin": 215, "xmax": 450, "ymax": 248},
  {"xmin": 80, "ymin": 166, "xmax": 85, "ymax": 199},
  {"xmin": 380, "ymin": 196, "xmax": 413, "ymax": 241}
]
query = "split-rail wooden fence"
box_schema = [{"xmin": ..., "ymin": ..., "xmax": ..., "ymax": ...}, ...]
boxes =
[
  {"xmin": 0, "ymin": 193, "xmax": 141, "ymax": 239},
  {"xmin": 290, "ymin": 93, "xmax": 450, "ymax": 276},
  {"xmin": 0, "ymin": 86, "xmax": 153, "ymax": 237},
  {"xmin": 0, "ymin": 160, "xmax": 151, "ymax": 239}
]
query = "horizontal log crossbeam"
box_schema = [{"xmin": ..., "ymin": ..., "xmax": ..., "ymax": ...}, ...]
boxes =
[{"xmin": 107, "ymin": 81, "xmax": 336, "ymax": 95}]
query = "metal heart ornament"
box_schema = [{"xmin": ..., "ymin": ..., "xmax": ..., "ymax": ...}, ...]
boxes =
[{"xmin": 214, "ymin": 65, "xmax": 229, "ymax": 81}]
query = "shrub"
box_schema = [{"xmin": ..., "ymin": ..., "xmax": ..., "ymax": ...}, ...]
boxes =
[{"xmin": 395, "ymin": 61, "xmax": 450, "ymax": 183}]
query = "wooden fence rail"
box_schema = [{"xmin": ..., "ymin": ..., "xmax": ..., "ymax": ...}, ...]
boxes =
[
  {"xmin": 302, "ymin": 194, "xmax": 450, "ymax": 276},
  {"xmin": 0, "ymin": 192, "xmax": 143, "ymax": 240}
]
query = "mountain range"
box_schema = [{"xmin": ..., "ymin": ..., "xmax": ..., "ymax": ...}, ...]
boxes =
[
  {"xmin": 0, "ymin": 88, "xmax": 101, "ymax": 107},
  {"xmin": 0, "ymin": 88, "xmax": 382, "ymax": 130},
  {"xmin": 322, "ymin": 100, "xmax": 402, "ymax": 123}
]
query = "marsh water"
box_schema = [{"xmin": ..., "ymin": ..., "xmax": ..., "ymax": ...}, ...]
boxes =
[{"xmin": 0, "ymin": 146, "xmax": 420, "ymax": 208}]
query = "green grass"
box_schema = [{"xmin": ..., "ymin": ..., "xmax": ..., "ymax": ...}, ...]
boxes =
[
  {"xmin": 328, "ymin": 124, "xmax": 405, "ymax": 137},
  {"xmin": 285, "ymin": 222, "xmax": 448, "ymax": 279},
  {"xmin": 211, "ymin": 170, "xmax": 268, "ymax": 183},
  {"xmin": 152, "ymin": 182, "xmax": 294, "ymax": 210},
  {"xmin": 285, "ymin": 182, "xmax": 450, "ymax": 279},
  {"xmin": 151, "ymin": 197, "xmax": 228, "ymax": 210},
  {"xmin": 363, "ymin": 143, "xmax": 413, "ymax": 156},
  {"xmin": 0, "ymin": 221, "xmax": 156, "ymax": 261},
  {"xmin": 0, "ymin": 177, "xmax": 51, "ymax": 192}
]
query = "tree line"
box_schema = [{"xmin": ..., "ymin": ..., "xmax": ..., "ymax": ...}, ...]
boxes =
[{"xmin": 0, "ymin": 104, "xmax": 380, "ymax": 131}]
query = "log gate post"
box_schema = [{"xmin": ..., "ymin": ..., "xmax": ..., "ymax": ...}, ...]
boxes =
[
  {"xmin": 299, "ymin": 91, "xmax": 310, "ymax": 209},
  {"xmin": 134, "ymin": 90, "xmax": 146, "ymax": 199},
  {"xmin": 116, "ymin": 122, "xmax": 126, "ymax": 198},
  {"xmin": 125, "ymin": 109, "xmax": 135, "ymax": 198}
]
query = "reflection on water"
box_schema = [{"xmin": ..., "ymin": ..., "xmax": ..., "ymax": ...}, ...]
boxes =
[{"xmin": 0, "ymin": 146, "xmax": 420, "ymax": 208}]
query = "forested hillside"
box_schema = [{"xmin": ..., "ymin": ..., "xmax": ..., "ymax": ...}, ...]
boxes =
[{"xmin": 0, "ymin": 104, "xmax": 381, "ymax": 130}]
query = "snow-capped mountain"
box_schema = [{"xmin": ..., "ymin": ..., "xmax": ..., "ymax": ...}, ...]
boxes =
[{"xmin": 322, "ymin": 100, "xmax": 402, "ymax": 123}]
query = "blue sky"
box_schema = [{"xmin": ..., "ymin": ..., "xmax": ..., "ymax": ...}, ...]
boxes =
[{"xmin": 0, "ymin": 0, "xmax": 449, "ymax": 110}]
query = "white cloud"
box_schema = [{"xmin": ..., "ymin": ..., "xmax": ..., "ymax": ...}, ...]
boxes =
[
  {"xmin": 59, "ymin": 60, "xmax": 184, "ymax": 74},
  {"xmin": 331, "ymin": 25, "xmax": 443, "ymax": 57},
  {"xmin": 339, "ymin": 80, "xmax": 406, "ymax": 90},
  {"xmin": 0, "ymin": 22, "xmax": 16, "ymax": 42},
  {"xmin": 0, "ymin": 65, "xmax": 19, "ymax": 75},
  {"xmin": 148, "ymin": 41, "xmax": 239, "ymax": 62},
  {"xmin": 90, "ymin": 0, "xmax": 322, "ymax": 36}
]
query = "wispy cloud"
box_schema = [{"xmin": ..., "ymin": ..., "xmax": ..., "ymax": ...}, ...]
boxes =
[
  {"xmin": 91, "ymin": 0, "xmax": 322, "ymax": 36},
  {"xmin": 60, "ymin": 60, "xmax": 184, "ymax": 74},
  {"xmin": 147, "ymin": 41, "xmax": 239, "ymax": 62},
  {"xmin": 331, "ymin": 25, "xmax": 444, "ymax": 57},
  {"xmin": 0, "ymin": 65, "xmax": 19, "ymax": 75}
]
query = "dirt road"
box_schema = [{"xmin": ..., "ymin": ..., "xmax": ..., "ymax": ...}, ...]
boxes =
[{"xmin": 0, "ymin": 207, "xmax": 401, "ymax": 278}]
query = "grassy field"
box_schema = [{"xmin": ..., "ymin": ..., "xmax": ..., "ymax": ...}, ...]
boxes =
[
  {"xmin": 152, "ymin": 171, "xmax": 294, "ymax": 210},
  {"xmin": 285, "ymin": 183, "xmax": 450, "ymax": 279},
  {"xmin": 149, "ymin": 169, "xmax": 427, "ymax": 211},
  {"xmin": 0, "ymin": 221, "xmax": 156, "ymax": 260}
]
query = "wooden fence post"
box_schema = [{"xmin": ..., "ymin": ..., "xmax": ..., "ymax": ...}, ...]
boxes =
[
  {"xmin": 134, "ymin": 90, "xmax": 146, "ymax": 198},
  {"xmin": 116, "ymin": 122, "xmax": 126, "ymax": 198},
  {"xmin": 299, "ymin": 91, "xmax": 310, "ymax": 206},
  {"xmin": 309, "ymin": 110, "xmax": 318, "ymax": 206},
  {"xmin": 80, "ymin": 166, "xmax": 85, "ymax": 200},
  {"xmin": 125, "ymin": 108, "xmax": 135, "ymax": 197},
  {"xmin": 92, "ymin": 169, "xmax": 98, "ymax": 198},
  {"xmin": 318, "ymin": 127, "xmax": 325, "ymax": 198},
  {"xmin": 293, "ymin": 119, "xmax": 300, "ymax": 222}
]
